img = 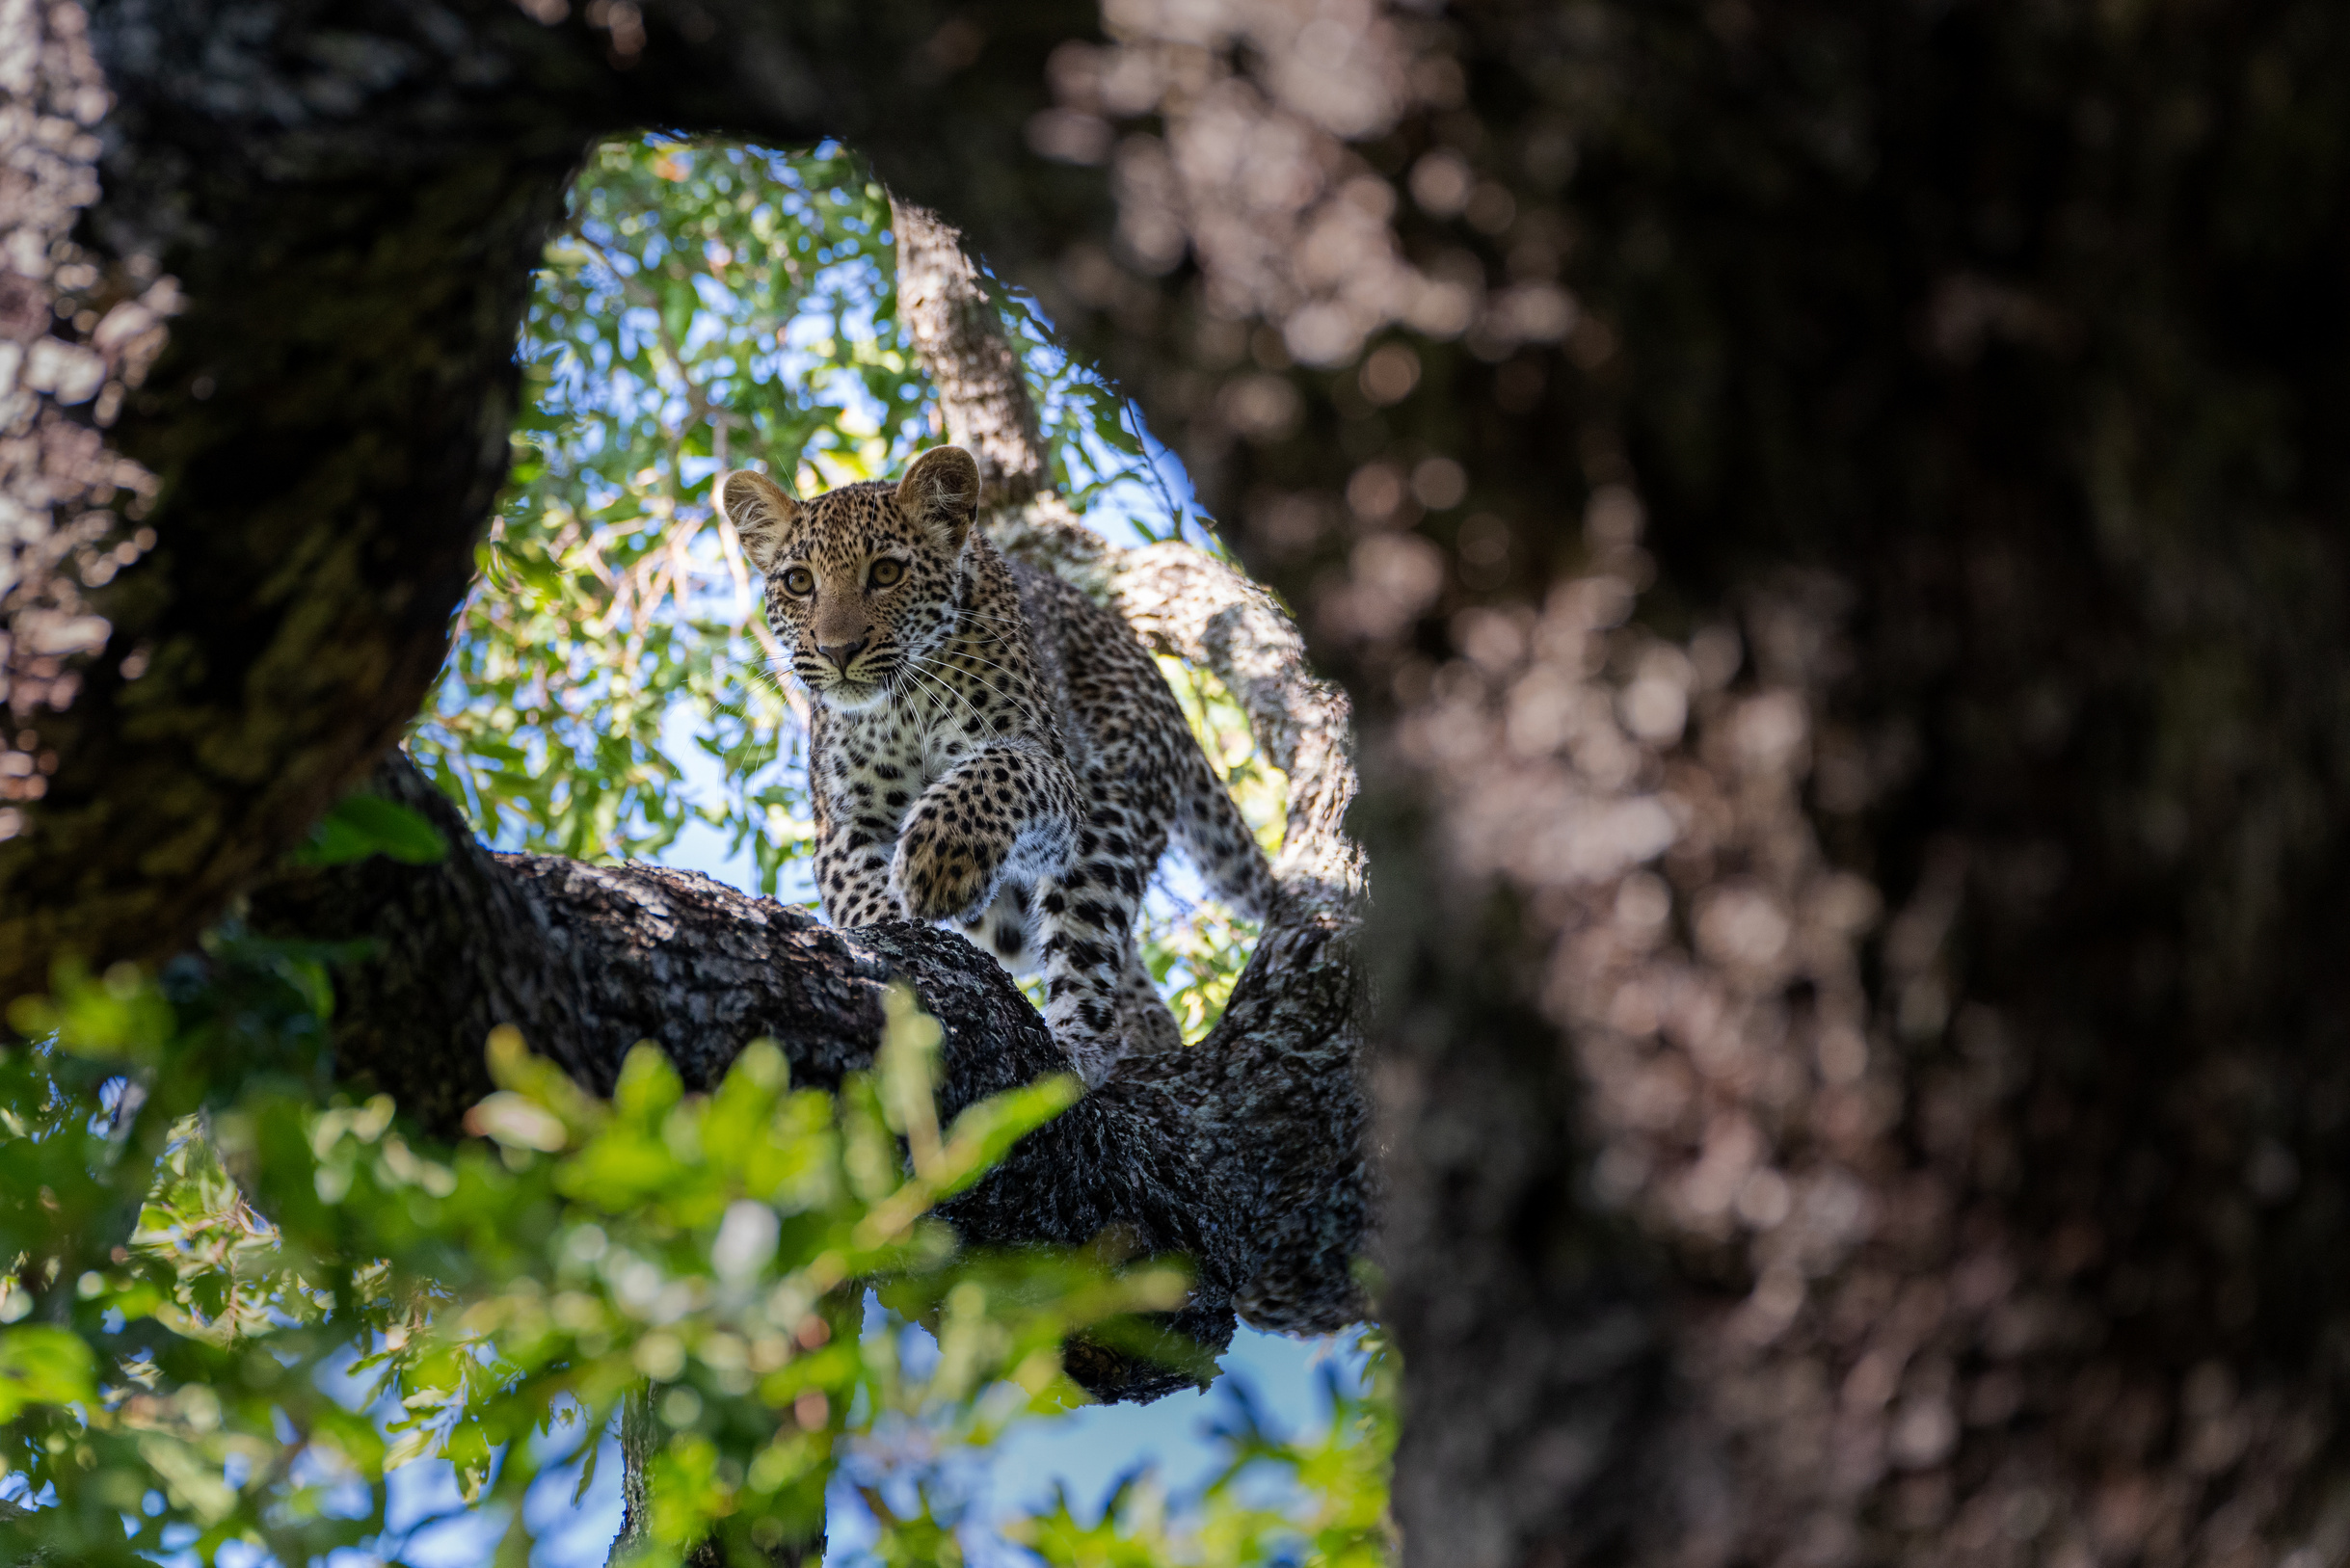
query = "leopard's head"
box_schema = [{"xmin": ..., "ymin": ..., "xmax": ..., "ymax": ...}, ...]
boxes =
[{"xmin": 716, "ymin": 445, "xmax": 981, "ymax": 713}]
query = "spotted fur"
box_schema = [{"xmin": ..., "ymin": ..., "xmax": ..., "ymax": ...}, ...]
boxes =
[{"xmin": 718, "ymin": 446, "xmax": 1275, "ymax": 1084}]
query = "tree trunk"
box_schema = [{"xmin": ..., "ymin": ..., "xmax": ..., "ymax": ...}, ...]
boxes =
[{"xmin": 1031, "ymin": 6, "xmax": 2350, "ymax": 1565}]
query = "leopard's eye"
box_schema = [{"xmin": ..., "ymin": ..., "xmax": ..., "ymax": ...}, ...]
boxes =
[
  {"xmin": 781, "ymin": 566, "xmax": 815, "ymax": 596},
  {"xmin": 868, "ymin": 558, "xmax": 905, "ymax": 588}
]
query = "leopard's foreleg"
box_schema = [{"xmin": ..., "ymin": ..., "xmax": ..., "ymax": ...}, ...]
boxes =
[
  {"xmin": 890, "ymin": 742, "xmax": 1078, "ymax": 926},
  {"xmin": 814, "ymin": 818, "xmax": 901, "ymax": 926}
]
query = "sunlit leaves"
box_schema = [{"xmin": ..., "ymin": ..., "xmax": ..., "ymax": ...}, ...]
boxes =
[
  {"xmin": 1141, "ymin": 659, "xmax": 1289, "ymax": 1044},
  {"xmin": 414, "ymin": 138, "xmax": 929, "ymax": 890}
]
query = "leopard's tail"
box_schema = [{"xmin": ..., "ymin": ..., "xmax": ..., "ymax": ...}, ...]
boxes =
[{"xmin": 1169, "ymin": 730, "xmax": 1280, "ymax": 922}]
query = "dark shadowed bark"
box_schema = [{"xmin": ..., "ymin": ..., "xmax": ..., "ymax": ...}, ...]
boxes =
[
  {"xmin": 21, "ymin": 2, "xmax": 2350, "ymax": 1566},
  {"xmin": 1032, "ymin": 7, "xmax": 2350, "ymax": 1566}
]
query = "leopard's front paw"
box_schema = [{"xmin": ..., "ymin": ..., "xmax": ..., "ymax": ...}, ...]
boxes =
[{"xmin": 890, "ymin": 821, "xmax": 1001, "ymax": 924}]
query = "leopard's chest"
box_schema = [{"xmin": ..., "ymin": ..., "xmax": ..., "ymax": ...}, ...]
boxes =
[
  {"xmin": 819, "ymin": 687, "xmax": 1017, "ymax": 826},
  {"xmin": 817, "ymin": 706, "xmax": 932, "ymax": 825}
]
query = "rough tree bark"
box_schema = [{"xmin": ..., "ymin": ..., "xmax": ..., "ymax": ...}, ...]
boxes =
[
  {"xmin": 890, "ymin": 193, "xmax": 1051, "ymax": 508},
  {"xmin": 20, "ymin": 3, "xmax": 2350, "ymax": 1568}
]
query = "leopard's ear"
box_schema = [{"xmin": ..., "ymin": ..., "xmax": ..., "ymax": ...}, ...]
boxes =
[
  {"xmin": 896, "ymin": 445, "xmax": 981, "ymax": 552},
  {"xmin": 717, "ymin": 468, "xmax": 803, "ymax": 574}
]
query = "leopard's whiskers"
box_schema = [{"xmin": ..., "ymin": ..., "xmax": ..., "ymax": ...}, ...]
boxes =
[
  {"xmin": 897, "ymin": 657, "xmax": 963, "ymax": 719},
  {"xmin": 949, "ymin": 609, "xmax": 1037, "ymax": 644},
  {"xmin": 896, "ymin": 659, "xmax": 977, "ymax": 726},
  {"xmin": 938, "ymin": 632, "xmax": 1027, "ymax": 679},
  {"xmin": 915, "ymin": 641, "xmax": 1024, "ymax": 714}
]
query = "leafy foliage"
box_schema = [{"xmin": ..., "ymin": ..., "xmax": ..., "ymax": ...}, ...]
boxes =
[
  {"xmin": 1141, "ymin": 659, "xmax": 1287, "ymax": 1045},
  {"xmin": 0, "ymin": 952, "xmax": 1186, "ymax": 1566}
]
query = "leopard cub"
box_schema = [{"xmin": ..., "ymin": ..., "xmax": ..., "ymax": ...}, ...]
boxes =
[{"xmin": 718, "ymin": 446, "xmax": 1275, "ymax": 1085}]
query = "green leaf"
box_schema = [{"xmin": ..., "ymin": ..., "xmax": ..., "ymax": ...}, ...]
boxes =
[
  {"xmin": 931, "ymin": 1076, "xmax": 1083, "ymax": 1201},
  {"xmin": 291, "ymin": 792, "xmax": 451, "ymax": 867},
  {"xmin": 0, "ymin": 1324, "xmax": 96, "ymax": 1422}
]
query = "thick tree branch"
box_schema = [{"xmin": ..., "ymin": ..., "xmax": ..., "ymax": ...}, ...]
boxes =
[
  {"xmin": 252, "ymin": 754, "xmax": 1242, "ymax": 1406},
  {"xmin": 891, "ymin": 196, "xmax": 1052, "ymax": 509}
]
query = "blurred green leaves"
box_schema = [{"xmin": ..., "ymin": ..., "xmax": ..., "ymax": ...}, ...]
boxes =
[
  {"xmin": 5, "ymin": 960, "xmax": 174, "ymax": 1066},
  {"xmin": 0, "ymin": 958, "xmax": 1198, "ymax": 1565},
  {"xmin": 289, "ymin": 793, "xmax": 449, "ymax": 869},
  {"xmin": 0, "ymin": 1327, "xmax": 94, "ymax": 1424}
]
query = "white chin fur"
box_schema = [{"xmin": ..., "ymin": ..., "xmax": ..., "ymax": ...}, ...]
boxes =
[{"xmin": 818, "ymin": 677, "xmax": 889, "ymax": 712}]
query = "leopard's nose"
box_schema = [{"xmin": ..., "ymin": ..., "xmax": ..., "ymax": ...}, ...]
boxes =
[{"xmin": 817, "ymin": 634, "xmax": 869, "ymax": 673}]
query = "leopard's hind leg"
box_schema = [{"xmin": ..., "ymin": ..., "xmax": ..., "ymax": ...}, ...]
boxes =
[
  {"xmin": 1113, "ymin": 936, "xmax": 1184, "ymax": 1056},
  {"xmin": 1031, "ymin": 778, "xmax": 1171, "ymax": 1085}
]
